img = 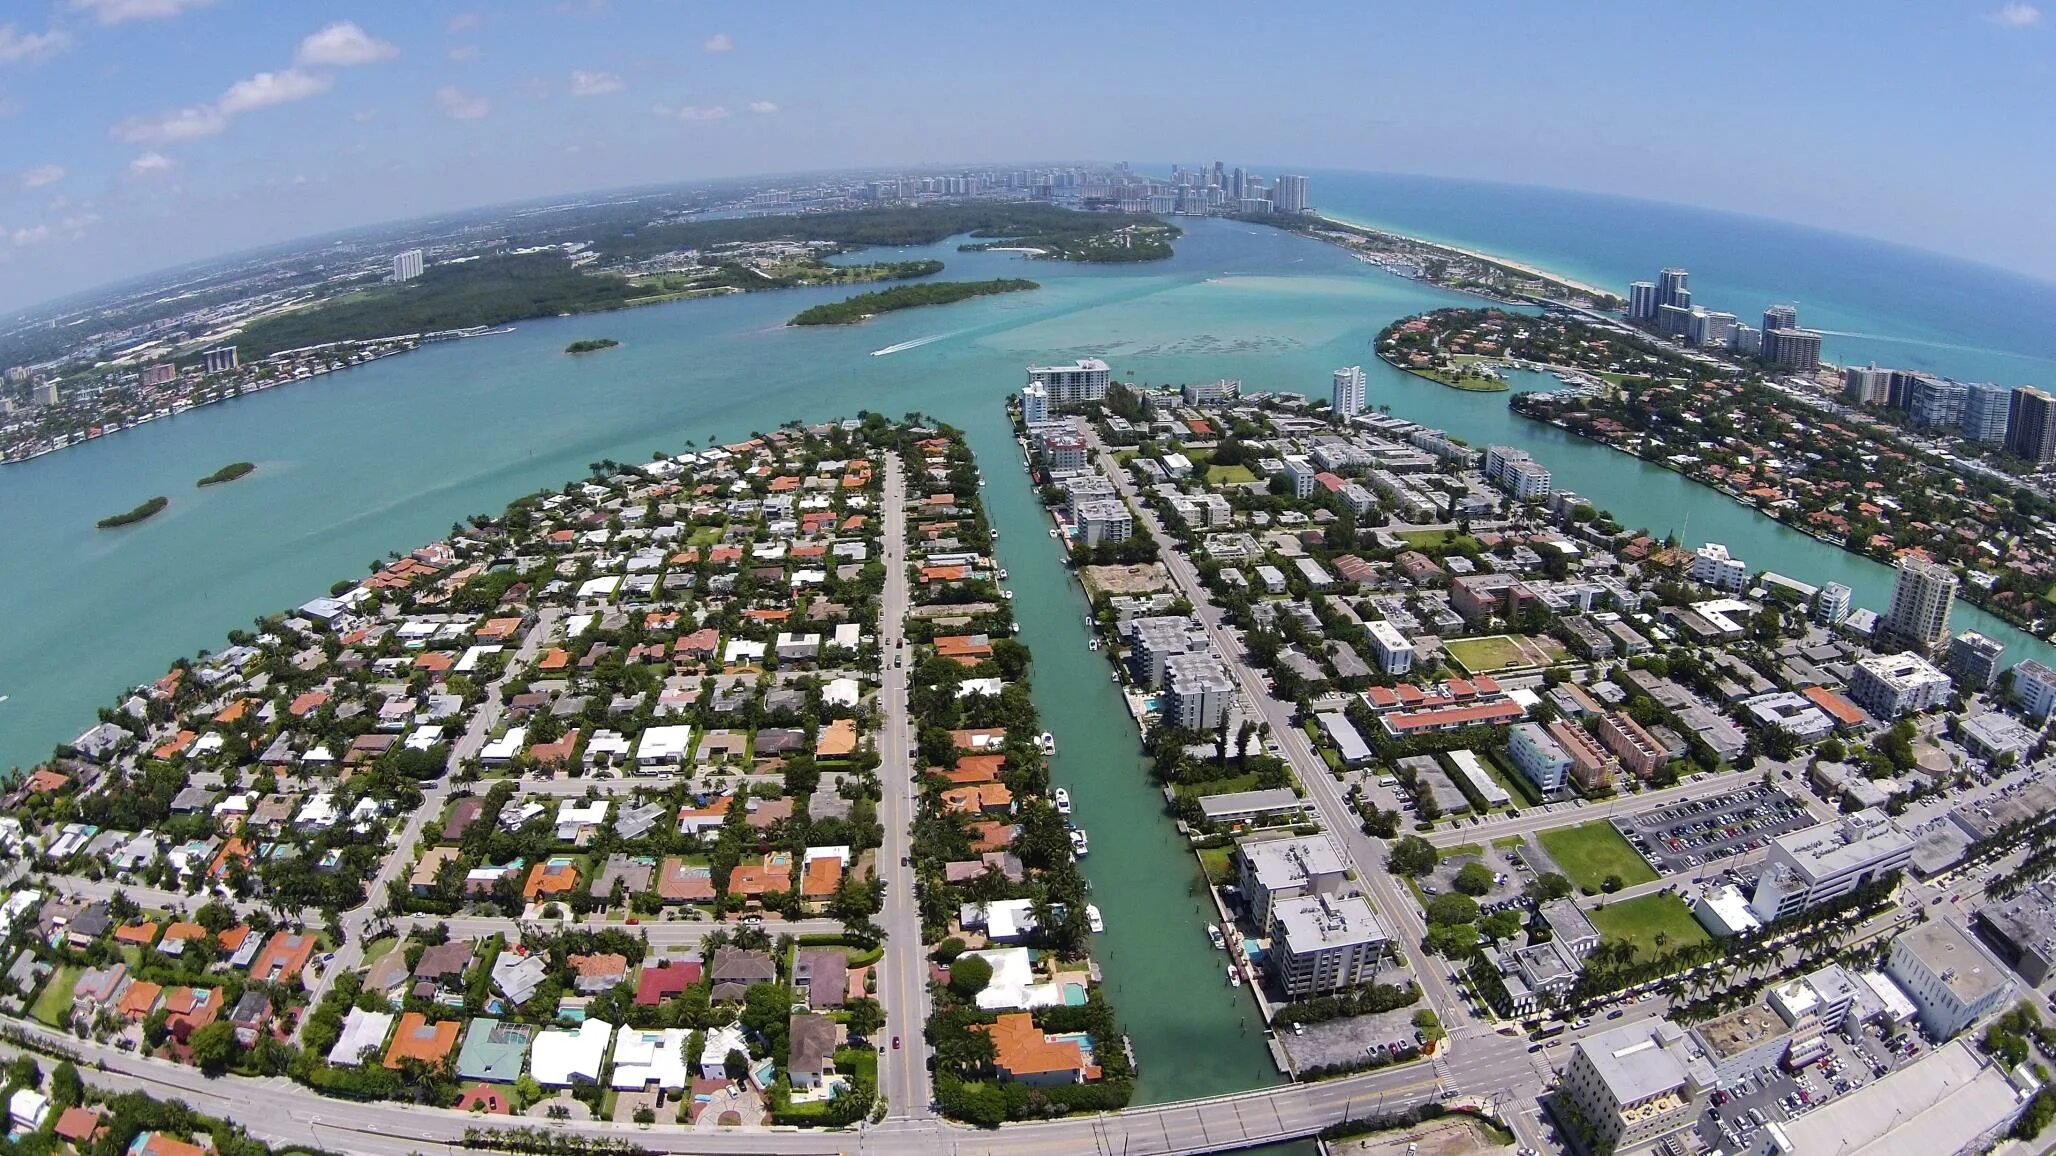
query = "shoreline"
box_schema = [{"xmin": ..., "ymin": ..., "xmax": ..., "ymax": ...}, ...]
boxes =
[{"xmin": 1310, "ymin": 211, "xmax": 1615, "ymax": 301}]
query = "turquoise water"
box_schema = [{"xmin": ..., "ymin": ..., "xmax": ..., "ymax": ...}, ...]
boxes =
[{"xmin": 8, "ymin": 180, "xmax": 2056, "ymax": 1106}]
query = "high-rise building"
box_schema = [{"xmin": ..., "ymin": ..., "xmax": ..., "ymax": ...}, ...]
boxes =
[
  {"xmin": 1656, "ymin": 303, "xmax": 1696, "ymax": 337},
  {"xmin": 1019, "ymin": 382, "xmax": 1049, "ymax": 424},
  {"xmin": 1729, "ymin": 324, "xmax": 1761, "ymax": 356},
  {"xmin": 1656, "ymin": 267, "xmax": 1690, "ymax": 309},
  {"xmin": 1907, "ymin": 376, "xmax": 1968, "ymax": 430},
  {"xmin": 1626, "ymin": 281, "xmax": 1659, "ymax": 321},
  {"xmin": 143, "ymin": 363, "xmax": 177, "ymax": 388},
  {"xmin": 30, "ymin": 380, "xmax": 58, "ymax": 407},
  {"xmin": 1762, "ymin": 304, "xmax": 1799, "ymax": 335},
  {"xmin": 1270, "ymin": 174, "xmax": 1309, "ymax": 214},
  {"xmin": 1947, "ymin": 631, "xmax": 2006, "ymax": 691},
  {"xmin": 1749, "ymin": 810, "xmax": 1913, "ymax": 924},
  {"xmin": 2006, "ymin": 386, "xmax": 2056, "ymax": 464},
  {"xmin": 1026, "ymin": 358, "xmax": 1110, "ymax": 407},
  {"xmin": 1559, "ymin": 1020, "xmax": 1709, "ymax": 1156},
  {"xmin": 1330, "ymin": 365, "xmax": 1366, "ymax": 416},
  {"xmin": 1689, "ymin": 309, "xmax": 1737, "ymax": 348},
  {"xmin": 1813, "ymin": 582, "xmax": 1853, "ymax": 627},
  {"xmin": 202, "ymin": 346, "xmax": 238, "ymax": 374},
  {"xmin": 1883, "ymin": 555, "xmax": 1957, "ymax": 652},
  {"xmin": 392, "ymin": 249, "xmax": 425, "ymax": 282},
  {"xmin": 1843, "ymin": 364, "xmax": 1892, "ymax": 406},
  {"xmin": 1961, "ymin": 382, "xmax": 2013, "ymax": 444},
  {"xmin": 1765, "ymin": 328, "xmax": 1822, "ymax": 372}
]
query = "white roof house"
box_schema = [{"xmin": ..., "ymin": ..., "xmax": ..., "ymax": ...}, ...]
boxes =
[
  {"xmin": 962, "ymin": 946, "xmax": 1065, "ymax": 1011},
  {"xmin": 480, "ymin": 727, "xmax": 528, "ymax": 764},
  {"xmin": 577, "ymin": 575, "xmax": 622, "ymax": 600},
  {"xmin": 531, "ymin": 1018, "xmax": 615, "ymax": 1086},
  {"xmin": 956, "ymin": 678, "xmax": 1003, "ymax": 699},
  {"xmin": 585, "ymin": 729, "xmax": 632, "ymax": 765},
  {"xmin": 295, "ymin": 792, "xmax": 339, "ymax": 830},
  {"xmin": 963, "ymin": 898, "xmax": 1040, "ymax": 943},
  {"xmin": 609, "ymin": 1027, "xmax": 690, "ymax": 1089},
  {"xmin": 698, "ymin": 1022, "xmax": 750, "ymax": 1080},
  {"xmin": 326, "ymin": 1006, "xmax": 395, "ymax": 1067},
  {"xmin": 555, "ymin": 800, "xmax": 608, "ymax": 841},
  {"xmin": 724, "ymin": 639, "xmax": 767, "ymax": 664},
  {"xmin": 635, "ymin": 725, "xmax": 694, "ymax": 766},
  {"xmin": 9, "ymin": 1088, "xmax": 48, "ymax": 1132},
  {"xmin": 823, "ymin": 677, "xmax": 861, "ymax": 707},
  {"xmin": 831, "ymin": 623, "xmax": 862, "ymax": 651}
]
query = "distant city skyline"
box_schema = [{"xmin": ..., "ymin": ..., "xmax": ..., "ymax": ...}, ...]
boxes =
[{"xmin": 4, "ymin": 2, "xmax": 2056, "ymax": 311}]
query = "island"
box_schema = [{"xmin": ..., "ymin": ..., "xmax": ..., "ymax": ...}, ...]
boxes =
[
  {"xmin": 564, "ymin": 338, "xmax": 619, "ymax": 354},
  {"xmin": 787, "ymin": 278, "xmax": 1039, "ymax": 326},
  {"xmin": 959, "ymin": 220, "xmax": 1180, "ymax": 263},
  {"xmin": 97, "ymin": 495, "xmax": 168, "ymax": 528},
  {"xmin": 196, "ymin": 461, "xmax": 256, "ymax": 486}
]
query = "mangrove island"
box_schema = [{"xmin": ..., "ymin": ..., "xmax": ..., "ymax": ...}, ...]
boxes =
[
  {"xmin": 564, "ymin": 338, "xmax": 620, "ymax": 354},
  {"xmin": 98, "ymin": 495, "xmax": 168, "ymax": 529},
  {"xmin": 787, "ymin": 278, "xmax": 1039, "ymax": 326},
  {"xmin": 196, "ymin": 461, "xmax": 256, "ymax": 486}
]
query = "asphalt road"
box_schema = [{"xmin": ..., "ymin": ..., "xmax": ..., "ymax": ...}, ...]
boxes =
[{"xmin": 876, "ymin": 450, "xmax": 934, "ymax": 1118}]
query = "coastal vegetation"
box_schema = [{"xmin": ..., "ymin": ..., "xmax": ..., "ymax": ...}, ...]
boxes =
[
  {"xmin": 788, "ymin": 279, "xmax": 1038, "ymax": 326},
  {"xmin": 959, "ymin": 221, "xmax": 1179, "ymax": 263},
  {"xmin": 585, "ymin": 203, "xmax": 1171, "ymax": 263},
  {"xmin": 196, "ymin": 461, "xmax": 255, "ymax": 486},
  {"xmin": 1240, "ymin": 213, "xmax": 1622, "ymax": 308},
  {"xmin": 97, "ymin": 495, "xmax": 168, "ymax": 528},
  {"xmin": 564, "ymin": 338, "xmax": 619, "ymax": 354}
]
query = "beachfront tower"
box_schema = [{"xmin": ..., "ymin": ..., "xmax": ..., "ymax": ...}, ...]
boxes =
[
  {"xmin": 1020, "ymin": 381, "xmax": 1050, "ymax": 424},
  {"xmin": 1656, "ymin": 267, "xmax": 1690, "ymax": 309},
  {"xmin": 2007, "ymin": 386, "xmax": 2056, "ymax": 464},
  {"xmin": 1627, "ymin": 281, "xmax": 1659, "ymax": 321}
]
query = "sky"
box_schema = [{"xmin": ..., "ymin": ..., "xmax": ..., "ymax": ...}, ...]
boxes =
[{"xmin": 2, "ymin": 0, "xmax": 2054, "ymax": 313}]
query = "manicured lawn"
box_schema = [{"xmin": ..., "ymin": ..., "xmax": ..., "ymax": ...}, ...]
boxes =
[
  {"xmin": 1196, "ymin": 846, "xmax": 1234, "ymax": 885},
  {"xmin": 1442, "ymin": 633, "xmax": 1566, "ymax": 675},
  {"xmin": 1537, "ymin": 822, "xmax": 1657, "ymax": 893},
  {"xmin": 1173, "ymin": 772, "xmax": 1262, "ymax": 800},
  {"xmin": 31, "ymin": 965, "xmax": 78, "ymax": 1027},
  {"xmin": 1588, "ymin": 894, "xmax": 1709, "ymax": 958},
  {"xmin": 1210, "ymin": 464, "xmax": 1258, "ymax": 484}
]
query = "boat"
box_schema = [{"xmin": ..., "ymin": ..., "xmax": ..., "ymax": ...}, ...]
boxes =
[
  {"xmin": 1227, "ymin": 967, "xmax": 1242, "ymax": 988},
  {"xmin": 1053, "ymin": 787, "xmax": 1072, "ymax": 815},
  {"xmin": 997, "ymin": 568, "xmax": 1008, "ymax": 580},
  {"xmin": 1207, "ymin": 924, "xmax": 1226, "ymax": 950},
  {"xmin": 1088, "ymin": 638, "xmax": 1100, "ymax": 651},
  {"xmin": 1037, "ymin": 731, "xmax": 1057, "ymax": 755},
  {"xmin": 1110, "ymin": 671, "xmax": 1119, "ymax": 683},
  {"xmin": 1001, "ymin": 590, "xmax": 1014, "ymax": 600},
  {"xmin": 1086, "ymin": 904, "xmax": 1105, "ymax": 934},
  {"xmin": 1070, "ymin": 829, "xmax": 1090, "ymax": 857},
  {"xmin": 1048, "ymin": 528, "xmax": 1058, "ymax": 538}
]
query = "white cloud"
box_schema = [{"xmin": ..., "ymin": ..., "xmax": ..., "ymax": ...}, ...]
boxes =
[
  {"xmin": 447, "ymin": 12, "xmax": 482, "ymax": 33},
  {"xmin": 653, "ymin": 101, "xmax": 736, "ymax": 120},
  {"xmin": 217, "ymin": 69, "xmax": 331, "ymax": 115},
  {"xmin": 296, "ymin": 22, "xmax": 398, "ymax": 67},
  {"xmin": 448, "ymin": 44, "xmax": 479, "ymax": 62},
  {"xmin": 129, "ymin": 151, "xmax": 174, "ymax": 174},
  {"xmin": 112, "ymin": 104, "xmax": 226, "ymax": 143},
  {"xmin": 703, "ymin": 33, "xmax": 733, "ymax": 53},
  {"xmin": 11, "ymin": 224, "xmax": 49, "ymax": 247},
  {"xmin": 20, "ymin": 164, "xmax": 64, "ymax": 189},
  {"xmin": 11, "ymin": 212, "xmax": 96, "ymax": 247},
  {"xmin": 68, "ymin": 0, "xmax": 212, "ymax": 25},
  {"xmin": 437, "ymin": 85, "xmax": 491, "ymax": 120},
  {"xmin": 1991, "ymin": 2, "xmax": 2042, "ymax": 24},
  {"xmin": 570, "ymin": 70, "xmax": 622, "ymax": 96},
  {"xmin": 747, "ymin": 100, "xmax": 779, "ymax": 115},
  {"xmin": 0, "ymin": 24, "xmax": 72, "ymax": 63}
]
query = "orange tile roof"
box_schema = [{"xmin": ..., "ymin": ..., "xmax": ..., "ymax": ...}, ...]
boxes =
[
  {"xmin": 523, "ymin": 861, "xmax": 580, "ymax": 899},
  {"xmin": 208, "ymin": 837, "xmax": 252, "ymax": 879},
  {"xmin": 383, "ymin": 1011, "xmax": 460, "ymax": 1068},
  {"xmin": 114, "ymin": 922, "xmax": 160, "ymax": 947},
  {"xmin": 133, "ymin": 1134, "xmax": 207, "ymax": 1156},
  {"xmin": 216, "ymin": 925, "xmax": 253, "ymax": 953},
  {"xmin": 800, "ymin": 856, "xmax": 843, "ymax": 899},
  {"xmin": 1803, "ymin": 685, "xmax": 1869, "ymax": 727},
  {"xmin": 987, "ymin": 1012, "xmax": 1097, "ymax": 1081},
  {"xmin": 153, "ymin": 730, "xmax": 198, "ymax": 760},
  {"xmin": 944, "ymin": 754, "xmax": 1004, "ymax": 784},
  {"xmin": 414, "ymin": 651, "xmax": 455, "ymax": 673},
  {"xmin": 817, "ymin": 718, "xmax": 858, "ymax": 758},
  {"xmin": 160, "ymin": 921, "xmax": 208, "ymax": 946},
  {"xmin": 213, "ymin": 699, "xmax": 250, "ymax": 725},
  {"xmin": 22, "ymin": 768, "xmax": 70, "ymax": 793},
  {"xmin": 288, "ymin": 690, "xmax": 329, "ymax": 717},
  {"xmin": 250, "ymin": 931, "xmax": 317, "ymax": 983},
  {"xmin": 727, "ymin": 859, "xmax": 793, "ymax": 897},
  {"xmin": 537, "ymin": 647, "xmax": 570, "ymax": 671},
  {"xmin": 118, "ymin": 980, "xmax": 163, "ymax": 1019}
]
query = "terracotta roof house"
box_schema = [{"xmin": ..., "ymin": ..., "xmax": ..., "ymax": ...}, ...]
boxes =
[
  {"xmin": 163, "ymin": 986, "xmax": 220, "ymax": 1041},
  {"xmin": 117, "ymin": 980, "xmax": 163, "ymax": 1021},
  {"xmin": 987, "ymin": 1012, "xmax": 1099, "ymax": 1085},
  {"xmin": 129, "ymin": 1133, "xmax": 209, "ymax": 1156},
  {"xmin": 53, "ymin": 1105, "xmax": 104, "ymax": 1146},
  {"xmin": 658, "ymin": 858, "xmax": 716, "ymax": 903},
  {"xmin": 635, "ymin": 961, "xmax": 702, "ymax": 1006},
  {"xmin": 568, "ymin": 952, "xmax": 631, "ymax": 994},
  {"xmin": 726, "ymin": 855, "xmax": 793, "ymax": 898},
  {"xmin": 523, "ymin": 859, "xmax": 580, "ymax": 900},
  {"xmin": 383, "ymin": 1011, "xmax": 461, "ymax": 1068},
  {"xmin": 800, "ymin": 855, "xmax": 844, "ymax": 899},
  {"xmin": 158, "ymin": 922, "xmax": 208, "ymax": 957},
  {"xmin": 249, "ymin": 931, "xmax": 317, "ymax": 984},
  {"xmin": 817, "ymin": 718, "xmax": 859, "ymax": 757},
  {"xmin": 114, "ymin": 922, "xmax": 160, "ymax": 948}
]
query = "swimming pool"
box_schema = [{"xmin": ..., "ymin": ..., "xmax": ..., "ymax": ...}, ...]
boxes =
[{"xmin": 1062, "ymin": 982, "xmax": 1087, "ymax": 1006}]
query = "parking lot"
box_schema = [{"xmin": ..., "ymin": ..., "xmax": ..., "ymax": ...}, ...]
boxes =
[
  {"xmin": 1615, "ymin": 785, "xmax": 1813, "ymax": 874},
  {"xmin": 1690, "ymin": 1020, "xmax": 1933, "ymax": 1154}
]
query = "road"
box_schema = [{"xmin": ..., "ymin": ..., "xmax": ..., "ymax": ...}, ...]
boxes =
[
  {"xmin": 1085, "ymin": 432, "xmax": 1550, "ymax": 1150},
  {"xmin": 1, "ymin": 1018, "xmax": 1442, "ymax": 1156},
  {"xmin": 389, "ymin": 912, "xmax": 843, "ymax": 947},
  {"xmin": 1423, "ymin": 767, "xmax": 1763, "ymax": 849},
  {"xmin": 875, "ymin": 450, "xmax": 933, "ymax": 1118}
]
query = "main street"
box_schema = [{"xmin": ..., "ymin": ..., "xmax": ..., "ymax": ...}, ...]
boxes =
[
  {"xmin": 875, "ymin": 449, "xmax": 934, "ymax": 1118},
  {"xmin": 1086, "ymin": 432, "xmax": 1551, "ymax": 1150},
  {"xmin": 1, "ymin": 1018, "xmax": 1441, "ymax": 1156}
]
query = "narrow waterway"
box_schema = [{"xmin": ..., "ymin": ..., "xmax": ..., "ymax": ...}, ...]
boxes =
[{"xmin": 959, "ymin": 416, "xmax": 1283, "ymax": 1102}]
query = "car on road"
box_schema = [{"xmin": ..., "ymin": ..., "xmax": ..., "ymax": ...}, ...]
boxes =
[{"xmin": 892, "ymin": 1036, "xmax": 901, "ymax": 1050}]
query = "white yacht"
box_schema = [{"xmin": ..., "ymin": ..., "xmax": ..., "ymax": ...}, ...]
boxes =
[
  {"xmin": 1053, "ymin": 787, "xmax": 1072, "ymax": 815},
  {"xmin": 1227, "ymin": 967, "xmax": 1242, "ymax": 988},
  {"xmin": 1037, "ymin": 731, "xmax": 1057, "ymax": 755},
  {"xmin": 1086, "ymin": 904, "xmax": 1105, "ymax": 934},
  {"xmin": 1001, "ymin": 589, "xmax": 1014, "ymax": 600},
  {"xmin": 1069, "ymin": 828, "xmax": 1089, "ymax": 857},
  {"xmin": 1207, "ymin": 924, "xmax": 1226, "ymax": 950}
]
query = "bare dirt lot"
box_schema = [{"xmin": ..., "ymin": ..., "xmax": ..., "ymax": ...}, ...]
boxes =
[{"xmin": 1081, "ymin": 562, "xmax": 1174, "ymax": 598}]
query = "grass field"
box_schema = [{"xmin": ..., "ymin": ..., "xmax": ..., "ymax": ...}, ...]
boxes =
[
  {"xmin": 1442, "ymin": 633, "xmax": 1566, "ymax": 675},
  {"xmin": 31, "ymin": 965, "xmax": 78, "ymax": 1027},
  {"xmin": 1588, "ymin": 894, "xmax": 1710, "ymax": 958},
  {"xmin": 1537, "ymin": 822, "xmax": 1658, "ymax": 893},
  {"xmin": 1396, "ymin": 529, "xmax": 1483, "ymax": 555},
  {"xmin": 1210, "ymin": 464, "xmax": 1258, "ymax": 484}
]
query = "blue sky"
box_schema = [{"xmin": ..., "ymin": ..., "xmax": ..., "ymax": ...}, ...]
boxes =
[{"xmin": 2, "ymin": 1, "xmax": 2054, "ymax": 313}]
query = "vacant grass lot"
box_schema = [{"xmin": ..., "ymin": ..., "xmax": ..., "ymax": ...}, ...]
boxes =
[
  {"xmin": 1442, "ymin": 633, "xmax": 1564, "ymax": 674},
  {"xmin": 1537, "ymin": 822, "xmax": 1658, "ymax": 893},
  {"xmin": 1397, "ymin": 529, "xmax": 1483, "ymax": 554},
  {"xmin": 31, "ymin": 965, "xmax": 78, "ymax": 1027},
  {"xmin": 1588, "ymin": 894, "xmax": 1709, "ymax": 958}
]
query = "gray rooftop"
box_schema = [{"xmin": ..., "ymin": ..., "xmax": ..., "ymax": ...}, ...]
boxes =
[
  {"xmin": 1273, "ymin": 893, "xmax": 1388, "ymax": 955},
  {"xmin": 1239, "ymin": 835, "xmax": 1348, "ymax": 892},
  {"xmin": 1895, "ymin": 919, "xmax": 2012, "ymax": 1006},
  {"xmin": 1574, "ymin": 1019, "xmax": 1692, "ymax": 1105}
]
